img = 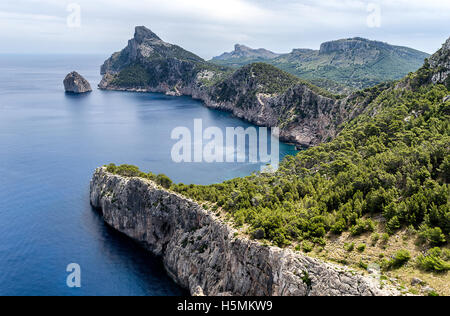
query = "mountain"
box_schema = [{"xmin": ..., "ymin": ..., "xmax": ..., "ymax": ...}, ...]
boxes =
[
  {"xmin": 100, "ymin": 26, "xmax": 372, "ymax": 147},
  {"xmin": 211, "ymin": 44, "xmax": 280, "ymax": 66},
  {"xmin": 211, "ymin": 38, "xmax": 430, "ymax": 93}
]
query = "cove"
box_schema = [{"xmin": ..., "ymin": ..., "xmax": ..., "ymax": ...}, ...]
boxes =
[{"xmin": 0, "ymin": 55, "xmax": 297, "ymax": 296}]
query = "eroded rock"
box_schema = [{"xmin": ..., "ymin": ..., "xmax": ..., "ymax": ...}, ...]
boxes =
[{"xmin": 64, "ymin": 71, "xmax": 92, "ymax": 94}]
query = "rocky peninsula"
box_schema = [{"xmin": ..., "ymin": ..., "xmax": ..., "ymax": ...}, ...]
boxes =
[
  {"xmin": 98, "ymin": 26, "xmax": 369, "ymax": 147},
  {"xmin": 90, "ymin": 167, "xmax": 399, "ymax": 296}
]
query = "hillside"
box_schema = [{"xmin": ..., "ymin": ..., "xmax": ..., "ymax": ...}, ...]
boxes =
[
  {"xmin": 105, "ymin": 35, "xmax": 450, "ymax": 295},
  {"xmin": 211, "ymin": 38, "xmax": 430, "ymax": 94}
]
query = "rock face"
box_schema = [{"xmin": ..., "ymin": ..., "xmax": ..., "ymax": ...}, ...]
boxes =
[
  {"xmin": 429, "ymin": 37, "xmax": 450, "ymax": 87},
  {"xmin": 90, "ymin": 167, "xmax": 400, "ymax": 296},
  {"xmin": 63, "ymin": 72, "xmax": 92, "ymax": 94}
]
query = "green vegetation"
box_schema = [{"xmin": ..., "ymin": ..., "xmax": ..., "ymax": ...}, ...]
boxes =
[
  {"xmin": 386, "ymin": 250, "xmax": 411, "ymax": 269},
  {"xmin": 106, "ymin": 82, "xmax": 449, "ymax": 251},
  {"xmin": 302, "ymin": 241, "xmax": 314, "ymax": 253},
  {"xmin": 105, "ymin": 164, "xmax": 172, "ymax": 189},
  {"xmin": 416, "ymin": 248, "xmax": 450, "ymax": 272},
  {"xmin": 172, "ymin": 84, "xmax": 449, "ymax": 248},
  {"xmin": 344, "ymin": 242, "xmax": 355, "ymax": 252},
  {"xmin": 111, "ymin": 64, "xmax": 151, "ymax": 88},
  {"xmin": 357, "ymin": 244, "xmax": 367, "ymax": 253},
  {"xmin": 211, "ymin": 38, "xmax": 429, "ymax": 94},
  {"xmin": 419, "ymin": 226, "xmax": 447, "ymax": 246},
  {"xmin": 211, "ymin": 62, "xmax": 336, "ymax": 106}
]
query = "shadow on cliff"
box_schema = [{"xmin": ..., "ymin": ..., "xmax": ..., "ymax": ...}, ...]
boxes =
[{"xmin": 87, "ymin": 205, "xmax": 189, "ymax": 296}]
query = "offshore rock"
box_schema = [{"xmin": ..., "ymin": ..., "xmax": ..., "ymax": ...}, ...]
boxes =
[{"xmin": 63, "ymin": 71, "xmax": 92, "ymax": 94}]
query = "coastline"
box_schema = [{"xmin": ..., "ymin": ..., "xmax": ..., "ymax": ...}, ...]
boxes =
[
  {"xmin": 90, "ymin": 167, "xmax": 401, "ymax": 296},
  {"xmin": 98, "ymin": 84, "xmax": 326, "ymax": 149}
]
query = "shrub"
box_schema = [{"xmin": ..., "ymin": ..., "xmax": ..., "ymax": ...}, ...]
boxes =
[
  {"xmin": 371, "ymin": 233, "xmax": 380, "ymax": 246},
  {"xmin": 386, "ymin": 216, "xmax": 401, "ymax": 235},
  {"xmin": 359, "ymin": 260, "xmax": 368, "ymax": 270},
  {"xmin": 350, "ymin": 219, "xmax": 376, "ymax": 236},
  {"xmin": 331, "ymin": 219, "xmax": 346, "ymax": 234},
  {"xmin": 109, "ymin": 164, "xmax": 141, "ymax": 177},
  {"xmin": 344, "ymin": 242, "xmax": 355, "ymax": 252},
  {"xmin": 381, "ymin": 233, "xmax": 390, "ymax": 244},
  {"xmin": 156, "ymin": 174, "xmax": 173, "ymax": 189},
  {"xmin": 357, "ymin": 244, "xmax": 367, "ymax": 252},
  {"xmin": 302, "ymin": 241, "xmax": 314, "ymax": 253},
  {"xmin": 416, "ymin": 248, "xmax": 450, "ymax": 272},
  {"xmin": 419, "ymin": 227, "xmax": 447, "ymax": 246},
  {"xmin": 387, "ymin": 250, "xmax": 411, "ymax": 269}
]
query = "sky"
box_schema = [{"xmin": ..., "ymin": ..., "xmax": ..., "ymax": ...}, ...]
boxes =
[{"xmin": 1, "ymin": 0, "xmax": 449, "ymax": 59}]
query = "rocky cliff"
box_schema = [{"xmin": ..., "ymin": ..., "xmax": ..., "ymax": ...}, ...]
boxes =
[
  {"xmin": 428, "ymin": 37, "xmax": 450, "ymax": 87},
  {"xmin": 63, "ymin": 71, "xmax": 92, "ymax": 94},
  {"xmin": 99, "ymin": 26, "xmax": 370, "ymax": 147},
  {"xmin": 90, "ymin": 167, "xmax": 400, "ymax": 296}
]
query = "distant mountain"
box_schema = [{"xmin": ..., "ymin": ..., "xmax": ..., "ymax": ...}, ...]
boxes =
[
  {"xmin": 212, "ymin": 44, "xmax": 280, "ymax": 66},
  {"xmin": 211, "ymin": 38, "xmax": 430, "ymax": 93}
]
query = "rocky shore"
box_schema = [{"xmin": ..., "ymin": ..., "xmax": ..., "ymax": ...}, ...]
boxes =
[{"xmin": 90, "ymin": 167, "xmax": 400, "ymax": 296}]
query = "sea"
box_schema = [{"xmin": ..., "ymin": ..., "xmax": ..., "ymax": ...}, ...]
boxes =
[{"xmin": 0, "ymin": 54, "xmax": 297, "ymax": 296}]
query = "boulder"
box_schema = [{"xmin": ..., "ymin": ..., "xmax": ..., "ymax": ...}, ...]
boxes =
[
  {"xmin": 411, "ymin": 277, "xmax": 423, "ymax": 286},
  {"xmin": 64, "ymin": 71, "xmax": 92, "ymax": 94}
]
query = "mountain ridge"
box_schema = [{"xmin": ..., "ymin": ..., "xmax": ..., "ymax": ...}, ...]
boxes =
[
  {"xmin": 213, "ymin": 44, "xmax": 281, "ymax": 62},
  {"xmin": 211, "ymin": 37, "xmax": 430, "ymax": 93}
]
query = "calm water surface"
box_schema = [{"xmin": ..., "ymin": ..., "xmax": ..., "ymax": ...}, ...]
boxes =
[{"xmin": 0, "ymin": 55, "xmax": 297, "ymax": 296}]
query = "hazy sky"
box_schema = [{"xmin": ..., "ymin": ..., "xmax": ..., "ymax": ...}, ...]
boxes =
[{"xmin": 1, "ymin": 0, "xmax": 449, "ymax": 59}]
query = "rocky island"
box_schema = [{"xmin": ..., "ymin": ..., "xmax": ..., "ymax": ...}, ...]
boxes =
[{"xmin": 64, "ymin": 71, "xmax": 92, "ymax": 94}]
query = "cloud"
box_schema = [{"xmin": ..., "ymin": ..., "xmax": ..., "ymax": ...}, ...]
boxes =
[{"xmin": 0, "ymin": 0, "xmax": 448, "ymax": 57}]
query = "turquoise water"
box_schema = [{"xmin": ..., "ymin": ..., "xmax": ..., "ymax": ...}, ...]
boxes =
[{"xmin": 0, "ymin": 55, "xmax": 297, "ymax": 295}]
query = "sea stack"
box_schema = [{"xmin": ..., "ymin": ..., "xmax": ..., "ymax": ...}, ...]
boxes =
[{"xmin": 63, "ymin": 71, "xmax": 92, "ymax": 94}]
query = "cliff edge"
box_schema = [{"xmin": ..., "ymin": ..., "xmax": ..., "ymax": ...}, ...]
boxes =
[{"xmin": 90, "ymin": 167, "xmax": 400, "ymax": 296}]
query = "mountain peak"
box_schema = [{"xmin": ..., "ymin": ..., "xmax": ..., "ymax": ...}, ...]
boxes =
[
  {"xmin": 234, "ymin": 44, "xmax": 250, "ymax": 52},
  {"xmin": 213, "ymin": 44, "xmax": 279, "ymax": 61},
  {"xmin": 134, "ymin": 26, "xmax": 161, "ymax": 43},
  {"xmin": 319, "ymin": 37, "xmax": 380, "ymax": 54}
]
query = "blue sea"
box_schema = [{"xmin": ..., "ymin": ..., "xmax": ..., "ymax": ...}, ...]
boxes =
[{"xmin": 0, "ymin": 55, "xmax": 297, "ymax": 296}]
